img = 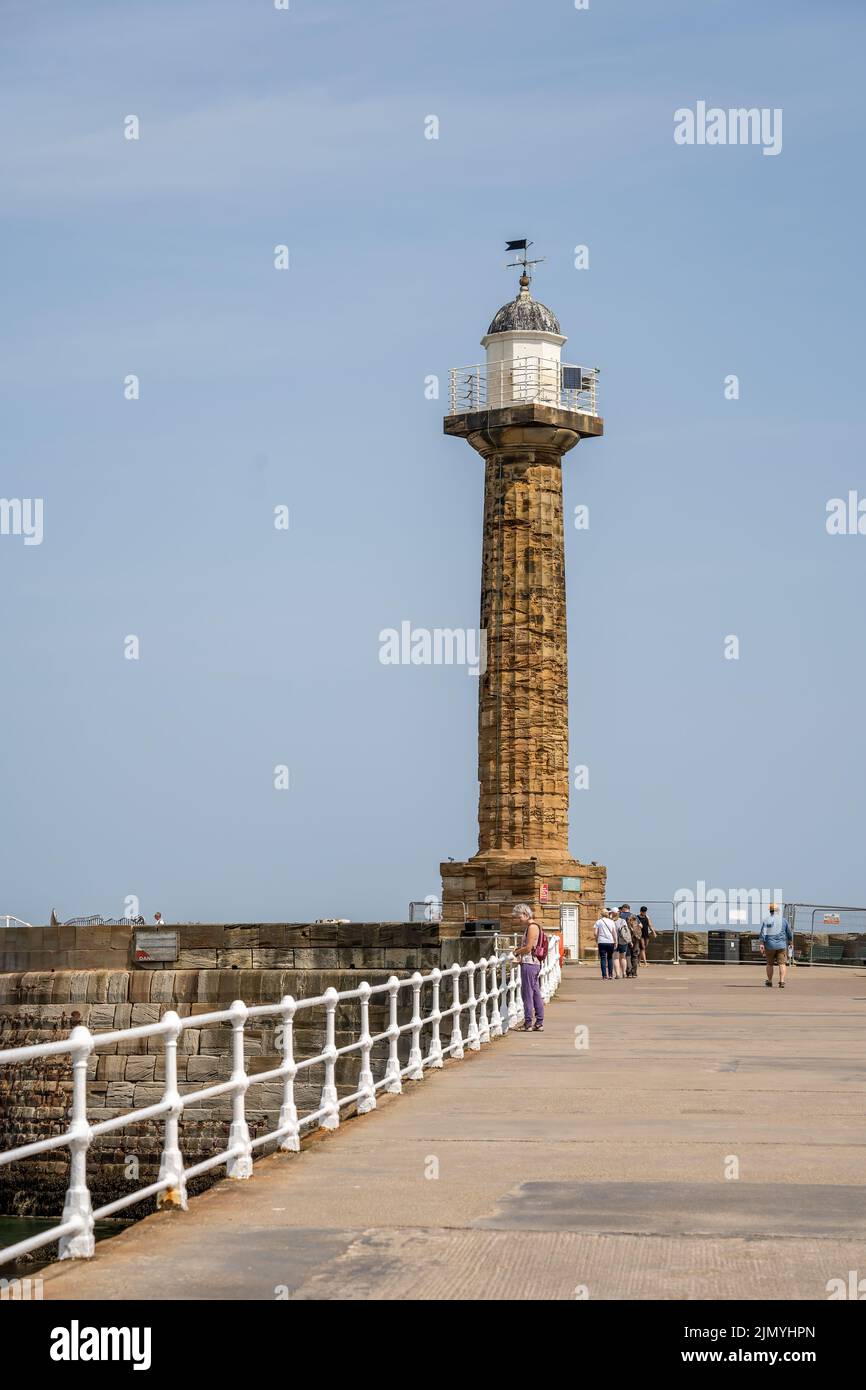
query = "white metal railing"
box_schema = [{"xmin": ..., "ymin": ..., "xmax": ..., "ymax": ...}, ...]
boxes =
[
  {"xmin": 1, "ymin": 916, "xmax": 34, "ymax": 929},
  {"xmin": 408, "ymin": 900, "xmax": 442, "ymax": 923},
  {"xmin": 0, "ymin": 948, "xmax": 561, "ymax": 1265},
  {"xmin": 448, "ymin": 358, "xmax": 599, "ymax": 416}
]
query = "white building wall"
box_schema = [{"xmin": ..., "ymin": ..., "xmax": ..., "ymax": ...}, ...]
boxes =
[{"xmin": 480, "ymin": 329, "xmax": 567, "ymax": 408}]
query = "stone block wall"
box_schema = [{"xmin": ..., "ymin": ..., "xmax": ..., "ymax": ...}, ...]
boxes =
[
  {"xmin": 0, "ymin": 924, "xmax": 494, "ymax": 1218},
  {"xmin": 0, "ymin": 921, "xmax": 455, "ymax": 975}
]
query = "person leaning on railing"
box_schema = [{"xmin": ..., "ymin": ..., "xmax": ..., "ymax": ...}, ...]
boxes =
[{"xmin": 511, "ymin": 903, "xmax": 545, "ymax": 1032}]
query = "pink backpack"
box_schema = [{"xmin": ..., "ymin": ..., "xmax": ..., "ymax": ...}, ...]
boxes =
[{"xmin": 529, "ymin": 923, "xmax": 549, "ymax": 963}]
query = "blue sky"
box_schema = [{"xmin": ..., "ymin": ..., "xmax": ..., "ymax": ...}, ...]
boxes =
[{"xmin": 2, "ymin": 0, "xmax": 864, "ymax": 923}]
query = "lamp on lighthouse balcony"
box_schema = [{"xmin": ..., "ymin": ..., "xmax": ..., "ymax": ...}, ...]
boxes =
[
  {"xmin": 482, "ymin": 270, "xmax": 566, "ymax": 408},
  {"xmin": 448, "ymin": 245, "xmax": 599, "ymax": 416}
]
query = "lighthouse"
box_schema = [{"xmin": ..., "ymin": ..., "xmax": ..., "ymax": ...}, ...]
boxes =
[{"xmin": 440, "ymin": 246, "xmax": 606, "ymax": 958}]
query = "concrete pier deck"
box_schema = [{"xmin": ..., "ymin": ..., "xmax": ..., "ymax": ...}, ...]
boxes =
[{"xmin": 39, "ymin": 963, "xmax": 866, "ymax": 1300}]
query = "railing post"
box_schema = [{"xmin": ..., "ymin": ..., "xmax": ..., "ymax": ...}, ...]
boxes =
[
  {"xmin": 385, "ymin": 975, "xmax": 403, "ymax": 1093},
  {"xmin": 319, "ymin": 986, "xmax": 340, "ymax": 1129},
  {"xmin": 540, "ymin": 955, "xmax": 552, "ymax": 1004},
  {"xmin": 513, "ymin": 957, "xmax": 525, "ymax": 1026},
  {"xmin": 357, "ymin": 982, "xmax": 377, "ymax": 1113},
  {"xmin": 425, "ymin": 968, "xmax": 444, "ymax": 1068},
  {"xmin": 508, "ymin": 955, "xmax": 520, "ymax": 1026},
  {"xmin": 227, "ymin": 1000, "xmax": 253, "ymax": 1178},
  {"xmin": 498, "ymin": 956, "xmax": 509, "ymax": 1034},
  {"xmin": 477, "ymin": 957, "xmax": 490, "ymax": 1044},
  {"xmin": 58, "ymin": 1025, "xmax": 95, "ymax": 1259},
  {"xmin": 465, "ymin": 962, "xmax": 480, "ymax": 1051},
  {"xmin": 407, "ymin": 972, "xmax": 424, "ymax": 1080},
  {"xmin": 157, "ymin": 1010, "xmax": 187, "ymax": 1209},
  {"xmin": 488, "ymin": 957, "xmax": 503, "ymax": 1037},
  {"xmin": 278, "ymin": 995, "xmax": 300, "ymax": 1151},
  {"xmin": 449, "ymin": 962, "xmax": 464, "ymax": 1058}
]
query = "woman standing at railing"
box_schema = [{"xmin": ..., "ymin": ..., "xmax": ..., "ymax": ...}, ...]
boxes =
[{"xmin": 511, "ymin": 903, "xmax": 545, "ymax": 1032}]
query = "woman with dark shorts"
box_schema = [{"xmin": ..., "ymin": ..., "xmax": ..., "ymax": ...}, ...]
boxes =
[
  {"xmin": 614, "ymin": 911, "xmax": 631, "ymax": 978},
  {"xmin": 638, "ymin": 907, "xmax": 656, "ymax": 965}
]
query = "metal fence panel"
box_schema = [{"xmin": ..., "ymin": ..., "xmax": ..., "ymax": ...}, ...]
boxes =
[{"xmin": 787, "ymin": 903, "xmax": 866, "ymax": 967}]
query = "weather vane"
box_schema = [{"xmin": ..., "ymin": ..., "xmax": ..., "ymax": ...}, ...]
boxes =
[{"xmin": 504, "ymin": 238, "xmax": 545, "ymax": 284}]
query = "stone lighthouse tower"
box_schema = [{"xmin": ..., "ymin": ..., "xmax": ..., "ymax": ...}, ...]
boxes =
[{"xmin": 440, "ymin": 249, "xmax": 606, "ymax": 957}]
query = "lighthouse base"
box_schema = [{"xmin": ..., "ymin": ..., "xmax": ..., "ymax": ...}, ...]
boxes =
[{"xmin": 440, "ymin": 853, "xmax": 606, "ymax": 960}]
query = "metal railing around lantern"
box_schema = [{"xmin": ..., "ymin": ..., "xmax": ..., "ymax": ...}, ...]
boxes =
[
  {"xmin": 0, "ymin": 948, "xmax": 561, "ymax": 1267},
  {"xmin": 448, "ymin": 358, "xmax": 599, "ymax": 416}
]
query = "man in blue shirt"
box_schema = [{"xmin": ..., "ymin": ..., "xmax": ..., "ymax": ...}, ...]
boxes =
[{"xmin": 759, "ymin": 904, "xmax": 793, "ymax": 988}]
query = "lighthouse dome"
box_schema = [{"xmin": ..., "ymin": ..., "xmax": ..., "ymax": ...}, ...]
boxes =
[{"xmin": 487, "ymin": 278, "xmax": 560, "ymax": 335}]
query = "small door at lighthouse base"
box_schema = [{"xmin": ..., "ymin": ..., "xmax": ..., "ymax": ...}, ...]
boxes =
[{"xmin": 560, "ymin": 906, "xmax": 579, "ymax": 960}]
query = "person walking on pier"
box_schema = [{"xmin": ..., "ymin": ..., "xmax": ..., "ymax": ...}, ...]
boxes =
[
  {"xmin": 614, "ymin": 908, "xmax": 632, "ymax": 979},
  {"xmin": 637, "ymin": 906, "xmax": 656, "ymax": 965},
  {"xmin": 759, "ymin": 904, "xmax": 793, "ymax": 988},
  {"xmin": 512, "ymin": 903, "xmax": 545, "ymax": 1030},
  {"xmin": 626, "ymin": 915, "xmax": 642, "ymax": 977},
  {"xmin": 594, "ymin": 909, "xmax": 617, "ymax": 980}
]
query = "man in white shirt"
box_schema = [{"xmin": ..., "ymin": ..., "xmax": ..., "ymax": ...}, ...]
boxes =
[{"xmin": 594, "ymin": 909, "xmax": 617, "ymax": 980}]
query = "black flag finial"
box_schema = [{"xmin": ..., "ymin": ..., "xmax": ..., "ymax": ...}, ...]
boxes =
[{"xmin": 504, "ymin": 239, "xmax": 545, "ymax": 288}]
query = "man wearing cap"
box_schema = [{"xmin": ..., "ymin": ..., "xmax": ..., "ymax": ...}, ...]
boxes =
[{"xmin": 759, "ymin": 904, "xmax": 793, "ymax": 988}]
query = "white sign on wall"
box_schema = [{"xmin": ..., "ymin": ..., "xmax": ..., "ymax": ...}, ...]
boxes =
[{"xmin": 134, "ymin": 930, "xmax": 178, "ymax": 963}]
